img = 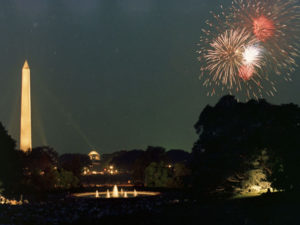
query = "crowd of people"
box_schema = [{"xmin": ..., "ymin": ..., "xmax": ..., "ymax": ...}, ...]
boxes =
[{"xmin": 0, "ymin": 194, "xmax": 188, "ymax": 225}]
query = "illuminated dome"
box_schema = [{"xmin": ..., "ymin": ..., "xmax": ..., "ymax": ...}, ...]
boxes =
[{"xmin": 88, "ymin": 150, "xmax": 100, "ymax": 161}]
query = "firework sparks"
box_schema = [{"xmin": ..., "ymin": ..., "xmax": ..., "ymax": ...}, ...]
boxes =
[
  {"xmin": 197, "ymin": 0, "xmax": 300, "ymax": 100},
  {"xmin": 230, "ymin": 0, "xmax": 300, "ymax": 77},
  {"xmin": 238, "ymin": 44, "xmax": 263, "ymax": 81},
  {"xmin": 252, "ymin": 15, "xmax": 275, "ymax": 42},
  {"xmin": 242, "ymin": 44, "xmax": 263, "ymax": 67},
  {"xmin": 238, "ymin": 65, "xmax": 255, "ymax": 81},
  {"xmin": 204, "ymin": 28, "xmax": 258, "ymax": 86},
  {"xmin": 198, "ymin": 27, "xmax": 272, "ymax": 100}
]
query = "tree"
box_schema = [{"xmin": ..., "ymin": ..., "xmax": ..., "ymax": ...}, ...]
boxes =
[
  {"xmin": 132, "ymin": 146, "xmax": 167, "ymax": 183},
  {"xmin": 24, "ymin": 146, "xmax": 59, "ymax": 173},
  {"xmin": 0, "ymin": 122, "xmax": 22, "ymax": 193},
  {"xmin": 144, "ymin": 162, "xmax": 191, "ymax": 188},
  {"xmin": 233, "ymin": 149, "xmax": 272, "ymax": 194},
  {"xmin": 55, "ymin": 169, "xmax": 79, "ymax": 189},
  {"xmin": 192, "ymin": 95, "xmax": 300, "ymax": 195},
  {"xmin": 169, "ymin": 163, "xmax": 191, "ymax": 188},
  {"xmin": 59, "ymin": 153, "xmax": 91, "ymax": 177},
  {"xmin": 109, "ymin": 150, "xmax": 144, "ymax": 172},
  {"xmin": 145, "ymin": 162, "xmax": 172, "ymax": 187},
  {"xmin": 166, "ymin": 150, "xmax": 191, "ymax": 164},
  {"xmin": 22, "ymin": 146, "xmax": 59, "ymax": 192},
  {"xmin": 264, "ymin": 104, "xmax": 300, "ymax": 191}
]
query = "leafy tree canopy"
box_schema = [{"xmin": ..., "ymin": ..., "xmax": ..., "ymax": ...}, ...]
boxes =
[
  {"xmin": 0, "ymin": 122, "xmax": 22, "ymax": 192},
  {"xmin": 192, "ymin": 95, "xmax": 300, "ymax": 194},
  {"xmin": 59, "ymin": 153, "xmax": 91, "ymax": 176}
]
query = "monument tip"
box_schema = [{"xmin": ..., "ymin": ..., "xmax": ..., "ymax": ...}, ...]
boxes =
[{"xmin": 23, "ymin": 60, "xmax": 29, "ymax": 69}]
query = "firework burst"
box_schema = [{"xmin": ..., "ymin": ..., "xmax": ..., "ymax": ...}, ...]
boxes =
[
  {"xmin": 242, "ymin": 45, "xmax": 263, "ymax": 67},
  {"xmin": 252, "ymin": 15, "xmax": 275, "ymax": 42},
  {"xmin": 197, "ymin": 0, "xmax": 300, "ymax": 100},
  {"xmin": 198, "ymin": 25, "xmax": 276, "ymax": 100},
  {"xmin": 230, "ymin": 0, "xmax": 300, "ymax": 79},
  {"xmin": 203, "ymin": 29, "xmax": 258, "ymax": 85},
  {"xmin": 238, "ymin": 65, "xmax": 255, "ymax": 81}
]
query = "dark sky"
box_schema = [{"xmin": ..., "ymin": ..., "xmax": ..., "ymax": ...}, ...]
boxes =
[{"xmin": 0, "ymin": 0, "xmax": 299, "ymax": 154}]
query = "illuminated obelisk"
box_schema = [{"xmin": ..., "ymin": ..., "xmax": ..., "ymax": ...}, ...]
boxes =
[{"xmin": 20, "ymin": 60, "xmax": 32, "ymax": 152}]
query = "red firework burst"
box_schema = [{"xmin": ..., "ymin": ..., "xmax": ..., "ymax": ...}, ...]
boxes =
[
  {"xmin": 238, "ymin": 65, "xmax": 254, "ymax": 81},
  {"xmin": 230, "ymin": 0, "xmax": 300, "ymax": 79},
  {"xmin": 252, "ymin": 15, "xmax": 275, "ymax": 42}
]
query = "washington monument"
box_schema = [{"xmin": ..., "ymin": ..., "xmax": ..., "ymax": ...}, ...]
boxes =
[{"xmin": 20, "ymin": 60, "xmax": 32, "ymax": 152}]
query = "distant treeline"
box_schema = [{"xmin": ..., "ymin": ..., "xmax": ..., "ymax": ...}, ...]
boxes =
[{"xmin": 1, "ymin": 95, "xmax": 299, "ymax": 198}]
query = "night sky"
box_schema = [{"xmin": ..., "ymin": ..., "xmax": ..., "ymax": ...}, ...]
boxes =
[{"xmin": 0, "ymin": 0, "xmax": 299, "ymax": 154}]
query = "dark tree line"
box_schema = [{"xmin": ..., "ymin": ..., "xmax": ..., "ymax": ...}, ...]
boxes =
[
  {"xmin": 192, "ymin": 95, "xmax": 300, "ymax": 195},
  {"xmin": 1, "ymin": 94, "xmax": 299, "ymax": 196},
  {"xmin": 99, "ymin": 146, "xmax": 191, "ymax": 187},
  {"xmin": 20, "ymin": 148, "xmax": 90, "ymax": 192},
  {"xmin": 0, "ymin": 123, "xmax": 22, "ymax": 193},
  {"xmin": 0, "ymin": 123, "xmax": 91, "ymax": 195}
]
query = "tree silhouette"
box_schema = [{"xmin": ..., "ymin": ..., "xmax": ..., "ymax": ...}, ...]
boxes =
[
  {"xmin": 59, "ymin": 153, "xmax": 91, "ymax": 177},
  {"xmin": 145, "ymin": 162, "xmax": 172, "ymax": 187},
  {"xmin": 132, "ymin": 146, "xmax": 166, "ymax": 183},
  {"xmin": 192, "ymin": 95, "xmax": 300, "ymax": 194},
  {"xmin": 22, "ymin": 146, "xmax": 59, "ymax": 192},
  {"xmin": 0, "ymin": 122, "xmax": 22, "ymax": 193},
  {"xmin": 24, "ymin": 146, "xmax": 58, "ymax": 173}
]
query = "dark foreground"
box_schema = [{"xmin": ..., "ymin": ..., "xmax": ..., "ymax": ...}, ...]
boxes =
[{"xmin": 0, "ymin": 192, "xmax": 299, "ymax": 225}]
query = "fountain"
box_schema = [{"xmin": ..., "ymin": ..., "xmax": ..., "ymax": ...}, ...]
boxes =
[
  {"xmin": 133, "ymin": 189, "xmax": 137, "ymax": 197},
  {"xmin": 106, "ymin": 190, "xmax": 110, "ymax": 198},
  {"xmin": 73, "ymin": 185, "xmax": 160, "ymax": 199},
  {"xmin": 112, "ymin": 185, "xmax": 119, "ymax": 198}
]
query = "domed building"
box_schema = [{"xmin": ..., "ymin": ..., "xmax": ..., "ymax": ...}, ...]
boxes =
[
  {"xmin": 88, "ymin": 150, "xmax": 100, "ymax": 161},
  {"xmin": 87, "ymin": 150, "xmax": 101, "ymax": 174}
]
